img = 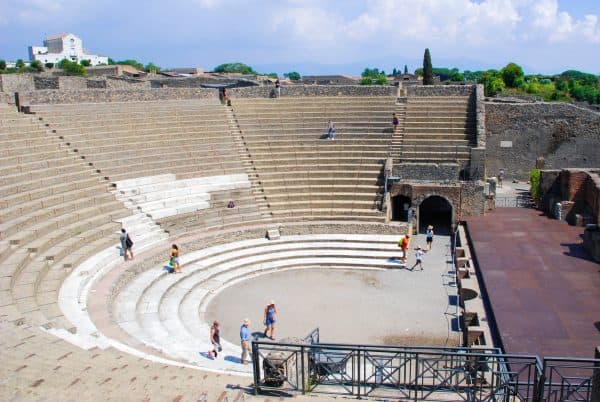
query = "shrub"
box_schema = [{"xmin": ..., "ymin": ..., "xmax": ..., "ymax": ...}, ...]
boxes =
[
  {"xmin": 80, "ymin": 59, "xmax": 91, "ymax": 67},
  {"xmin": 30, "ymin": 60, "xmax": 43, "ymax": 72},
  {"xmin": 60, "ymin": 60, "xmax": 86, "ymax": 76},
  {"xmin": 15, "ymin": 59, "xmax": 25, "ymax": 68},
  {"xmin": 0, "ymin": 60, "xmax": 6, "ymax": 70},
  {"xmin": 360, "ymin": 77, "xmax": 373, "ymax": 85},
  {"xmin": 376, "ymin": 74, "xmax": 388, "ymax": 85},
  {"xmin": 144, "ymin": 63, "xmax": 161, "ymax": 73},
  {"xmin": 213, "ymin": 62, "xmax": 257, "ymax": 75},
  {"xmin": 45, "ymin": 62, "xmax": 54, "ymax": 69},
  {"xmin": 284, "ymin": 71, "xmax": 301, "ymax": 81},
  {"xmin": 529, "ymin": 169, "xmax": 541, "ymax": 202}
]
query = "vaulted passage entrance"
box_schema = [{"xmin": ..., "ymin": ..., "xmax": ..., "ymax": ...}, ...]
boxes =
[
  {"xmin": 419, "ymin": 196, "xmax": 452, "ymax": 234},
  {"xmin": 391, "ymin": 195, "xmax": 412, "ymax": 222}
]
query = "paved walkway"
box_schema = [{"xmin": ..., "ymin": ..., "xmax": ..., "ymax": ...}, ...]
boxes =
[
  {"xmin": 465, "ymin": 208, "xmax": 600, "ymax": 358},
  {"xmin": 205, "ymin": 234, "xmax": 461, "ymax": 347}
]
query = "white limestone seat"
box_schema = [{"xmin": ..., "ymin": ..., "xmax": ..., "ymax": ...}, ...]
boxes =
[{"xmin": 112, "ymin": 234, "xmax": 401, "ymax": 372}]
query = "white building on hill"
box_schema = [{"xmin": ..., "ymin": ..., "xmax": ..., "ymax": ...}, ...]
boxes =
[{"xmin": 28, "ymin": 33, "xmax": 108, "ymax": 66}]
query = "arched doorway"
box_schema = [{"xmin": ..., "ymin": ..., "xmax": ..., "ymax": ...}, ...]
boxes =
[
  {"xmin": 419, "ymin": 196, "xmax": 452, "ymax": 234},
  {"xmin": 391, "ymin": 195, "xmax": 412, "ymax": 222}
]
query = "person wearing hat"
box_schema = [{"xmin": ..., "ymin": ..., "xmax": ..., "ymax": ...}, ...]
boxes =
[
  {"xmin": 263, "ymin": 300, "xmax": 277, "ymax": 340},
  {"xmin": 411, "ymin": 246, "xmax": 424, "ymax": 271},
  {"xmin": 240, "ymin": 318, "xmax": 251, "ymax": 364},
  {"xmin": 426, "ymin": 225, "xmax": 434, "ymax": 251}
]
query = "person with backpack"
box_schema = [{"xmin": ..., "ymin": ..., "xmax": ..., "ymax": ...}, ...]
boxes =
[
  {"xmin": 398, "ymin": 234, "xmax": 410, "ymax": 264},
  {"xmin": 119, "ymin": 228, "xmax": 134, "ymax": 261}
]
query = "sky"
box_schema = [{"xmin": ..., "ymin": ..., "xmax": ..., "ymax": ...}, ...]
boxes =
[{"xmin": 0, "ymin": 0, "xmax": 599, "ymax": 76}]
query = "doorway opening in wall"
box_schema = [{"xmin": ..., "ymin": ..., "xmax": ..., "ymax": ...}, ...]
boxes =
[
  {"xmin": 419, "ymin": 196, "xmax": 452, "ymax": 235},
  {"xmin": 391, "ymin": 195, "xmax": 411, "ymax": 222}
]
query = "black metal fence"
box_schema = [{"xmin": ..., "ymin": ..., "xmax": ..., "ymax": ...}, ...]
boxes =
[{"xmin": 251, "ymin": 339, "xmax": 600, "ymax": 401}]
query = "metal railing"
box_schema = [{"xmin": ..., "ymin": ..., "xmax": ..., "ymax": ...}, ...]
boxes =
[
  {"xmin": 541, "ymin": 357, "xmax": 600, "ymax": 402},
  {"xmin": 251, "ymin": 341, "xmax": 550, "ymax": 401}
]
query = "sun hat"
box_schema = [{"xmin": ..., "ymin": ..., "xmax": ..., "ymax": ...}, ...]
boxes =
[
  {"xmin": 417, "ymin": 245, "xmax": 422, "ymax": 249},
  {"xmin": 243, "ymin": 318, "xmax": 250, "ymax": 325},
  {"xmin": 269, "ymin": 300, "xmax": 275, "ymax": 305},
  {"xmin": 427, "ymin": 225, "xmax": 433, "ymax": 229}
]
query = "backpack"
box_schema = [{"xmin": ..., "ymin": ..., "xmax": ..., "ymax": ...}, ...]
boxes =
[{"xmin": 125, "ymin": 234, "xmax": 133, "ymax": 248}]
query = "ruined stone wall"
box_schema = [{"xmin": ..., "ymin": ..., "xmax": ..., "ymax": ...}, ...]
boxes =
[
  {"xmin": 33, "ymin": 76, "xmax": 59, "ymax": 90},
  {"xmin": 229, "ymin": 85, "xmax": 396, "ymax": 98},
  {"xmin": 485, "ymin": 102, "xmax": 600, "ymax": 180},
  {"xmin": 0, "ymin": 74, "xmax": 35, "ymax": 92},
  {"xmin": 18, "ymin": 88, "xmax": 219, "ymax": 104},
  {"xmin": 389, "ymin": 181, "xmax": 486, "ymax": 225},
  {"xmin": 59, "ymin": 76, "xmax": 88, "ymax": 90},
  {"xmin": 405, "ymin": 85, "xmax": 475, "ymax": 97},
  {"xmin": 393, "ymin": 162, "xmax": 461, "ymax": 182}
]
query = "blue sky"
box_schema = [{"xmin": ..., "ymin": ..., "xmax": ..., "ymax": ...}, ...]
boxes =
[{"xmin": 1, "ymin": 0, "xmax": 598, "ymax": 75}]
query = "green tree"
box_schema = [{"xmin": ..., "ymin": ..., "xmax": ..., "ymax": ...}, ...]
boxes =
[
  {"xmin": 479, "ymin": 70, "xmax": 505, "ymax": 96},
  {"xmin": 80, "ymin": 59, "xmax": 91, "ymax": 67},
  {"xmin": 213, "ymin": 62, "xmax": 257, "ymax": 75},
  {"xmin": 0, "ymin": 60, "xmax": 6, "ymax": 70},
  {"xmin": 422, "ymin": 48, "xmax": 434, "ymax": 85},
  {"xmin": 30, "ymin": 60, "xmax": 43, "ymax": 72},
  {"xmin": 144, "ymin": 62, "xmax": 161, "ymax": 73},
  {"xmin": 404, "ymin": 65, "xmax": 408, "ymax": 74},
  {"xmin": 360, "ymin": 77, "xmax": 373, "ymax": 85},
  {"xmin": 361, "ymin": 67, "xmax": 381, "ymax": 78},
  {"xmin": 44, "ymin": 62, "xmax": 54, "ymax": 69},
  {"xmin": 15, "ymin": 59, "xmax": 25, "ymax": 68},
  {"xmin": 107, "ymin": 58, "xmax": 115, "ymax": 65},
  {"xmin": 450, "ymin": 71, "xmax": 464, "ymax": 82},
  {"xmin": 284, "ymin": 71, "xmax": 301, "ymax": 80},
  {"xmin": 500, "ymin": 62, "xmax": 524, "ymax": 88},
  {"xmin": 59, "ymin": 59, "xmax": 86, "ymax": 76}
]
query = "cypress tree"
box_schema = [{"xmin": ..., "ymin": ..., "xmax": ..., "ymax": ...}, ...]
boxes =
[
  {"xmin": 404, "ymin": 64, "xmax": 408, "ymax": 74},
  {"xmin": 422, "ymin": 48, "xmax": 434, "ymax": 85}
]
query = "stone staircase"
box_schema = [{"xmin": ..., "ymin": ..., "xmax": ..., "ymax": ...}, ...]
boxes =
[
  {"xmin": 231, "ymin": 96, "xmax": 397, "ymax": 222},
  {"xmin": 392, "ymin": 96, "xmax": 476, "ymax": 166},
  {"xmin": 225, "ymin": 105, "xmax": 274, "ymax": 221}
]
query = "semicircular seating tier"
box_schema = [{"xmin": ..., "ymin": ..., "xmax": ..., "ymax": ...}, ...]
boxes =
[{"xmin": 108, "ymin": 234, "xmax": 401, "ymax": 373}]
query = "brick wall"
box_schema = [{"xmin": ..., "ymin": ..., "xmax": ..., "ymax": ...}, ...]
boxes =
[{"xmin": 393, "ymin": 162, "xmax": 461, "ymax": 182}]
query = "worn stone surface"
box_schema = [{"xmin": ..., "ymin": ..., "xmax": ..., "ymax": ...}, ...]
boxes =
[
  {"xmin": 405, "ymin": 85, "xmax": 475, "ymax": 96},
  {"xmin": 393, "ymin": 162, "xmax": 461, "ymax": 182},
  {"xmin": 485, "ymin": 102, "xmax": 600, "ymax": 180},
  {"xmin": 19, "ymin": 87, "xmax": 219, "ymax": 104},
  {"xmin": 33, "ymin": 76, "xmax": 59, "ymax": 90},
  {"xmin": 0, "ymin": 74, "xmax": 35, "ymax": 92},
  {"xmin": 229, "ymin": 85, "xmax": 396, "ymax": 98}
]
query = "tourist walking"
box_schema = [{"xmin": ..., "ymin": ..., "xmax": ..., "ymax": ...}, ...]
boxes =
[
  {"xmin": 398, "ymin": 234, "xmax": 410, "ymax": 264},
  {"xmin": 392, "ymin": 113, "xmax": 399, "ymax": 133},
  {"xmin": 498, "ymin": 168, "xmax": 505, "ymax": 189},
  {"xmin": 240, "ymin": 318, "xmax": 251, "ymax": 364},
  {"xmin": 119, "ymin": 228, "xmax": 134, "ymax": 261},
  {"xmin": 209, "ymin": 320, "xmax": 221, "ymax": 359},
  {"xmin": 426, "ymin": 225, "xmax": 434, "ymax": 251},
  {"xmin": 327, "ymin": 120, "xmax": 336, "ymax": 140},
  {"xmin": 275, "ymin": 79, "xmax": 281, "ymax": 97},
  {"xmin": 170, "ymin": 244, "xmax": 181, "ymax": 273},
  {"xmin": 263, "ymin": 300, "xmax": 277, "ymax": 340},
  {"xmin": 411, "ymin": 246, "xmax": 424, "ymax": 271}
]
